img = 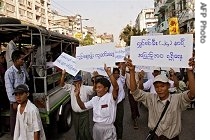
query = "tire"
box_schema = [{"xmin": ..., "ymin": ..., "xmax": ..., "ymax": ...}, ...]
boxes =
[
  {"xmin": 0, "ymin": 17, "xmax": 21, "ymax": 24},
  {"xmin": 59, "ymin": 104, "xmax": 72, "ymax": 132}
]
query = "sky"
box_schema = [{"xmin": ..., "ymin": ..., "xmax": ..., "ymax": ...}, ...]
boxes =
[{"xmin": 51, "ymin": 0, "xmax": 154, "ymax": 43}]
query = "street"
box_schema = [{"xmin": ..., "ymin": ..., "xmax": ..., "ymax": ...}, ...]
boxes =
[{"xmin": 0, "ymin": 94, "xmax": 195, "ymax": 140}]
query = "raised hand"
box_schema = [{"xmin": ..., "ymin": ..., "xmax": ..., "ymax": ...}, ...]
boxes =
[
  {"xmin": 74, "ymin": 82, "xmax": 81, "ymax": 96},
  {"xmin": 188, "ymin": 57, "xmax": 195, "ymax": 71},
  {"xmin": 124, "ymin": 56, "xmax": 135, "ymax": 71},
  {"xmin": 62, "ymin": 69, "xmax": 66, "ymax": 76}
]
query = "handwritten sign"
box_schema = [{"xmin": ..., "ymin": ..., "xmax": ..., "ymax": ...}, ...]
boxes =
[
  {"xmin": 115, "ymin": 47, "xmax": 126, "ymax": 62},
  {"xmin": 130, "ymin": 34, "xmax": 193, "ymax": 68},
  {"xmin": 125, "ymin": 46, "xmax": 130, "ymax": 57},
  {"xmin": 53, "ymin": 52, "xmax": 79, "ymax": 76},
  {"xmin": 135, "ymin": 65, "xmax": 154, "ymax": 72},
  {"xmin": 76, "ymin": 43, "xmax": 116, "ymax": 69}
]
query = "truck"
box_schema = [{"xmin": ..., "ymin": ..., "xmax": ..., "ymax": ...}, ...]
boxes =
[{"xmin": 0, "ymin": 17, "xmax": 79, "ymax": 137}]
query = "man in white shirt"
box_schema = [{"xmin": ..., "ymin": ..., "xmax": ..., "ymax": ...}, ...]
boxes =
[{"xmin": 60, "ymin": 70, "xmax": 94, "ymax": 140}]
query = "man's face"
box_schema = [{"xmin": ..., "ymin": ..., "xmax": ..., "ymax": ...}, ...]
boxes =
[
  {"xmin": 113, "ymin": 71, "xmax": 120, "ymax": 80},
  {"xmin": 95, "ymin": 83, "xmax": 108, "ymax": 97},
  {"xmin": 14, "ymin": 54, "xmax": 25, "ymax": 66},
  {"xmin": 154, "ymin": 82, "xmax": 170, "ymax": 100}
]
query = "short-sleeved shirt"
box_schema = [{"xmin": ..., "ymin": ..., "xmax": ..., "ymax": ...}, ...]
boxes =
[
  {"xmin": 14, "ymin": 100, "xmax": 46, "ymax": 140},
  {"xmin": 84, "ymin": 92, "xmax": 117, "ymax": 124},
  {"xmin": 62, "ymin": 84, "xmax": 94, "ymax": 112},
  {"xmin": 109, "ymin": 75, "xmax": 125, "ymax": 103},
  {"xmin": 4, "ymin": 65, "xmax": 29, "ymax": 102},
  {"xmin": 131, "ymin": 89, "xmax": 193, "ymax": 139}
]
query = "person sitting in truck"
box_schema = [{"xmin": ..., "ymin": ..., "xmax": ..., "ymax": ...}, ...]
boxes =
[{"xmin": 60, "ymin": 70, "xmax": 95, "ymax": 140}]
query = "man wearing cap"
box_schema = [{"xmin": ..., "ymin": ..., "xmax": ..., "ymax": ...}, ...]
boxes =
[
  {"xmin": 13, "ymin": 84, "xmax": 46, "ymax": 140},
  {"xmin": 60, "ymin": 70, "xmax": 94, "ymax": 140},
  {"xmin": 138, "ymin": 67, "xmax": 178, "ymax": 94},
  {"xmin": 126, "ymin": 57, "xmax": 195, "ymax": 140}
]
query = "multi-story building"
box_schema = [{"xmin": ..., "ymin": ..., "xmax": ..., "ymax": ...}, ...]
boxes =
[
  {"xmin": 135, "ymin": 8, "xmax": 158, "ymax": 33},
  {"xmin": 154, "ymin": 0, "xmax": 195, "ymax": 34},
  {"xmin": 95, "ymin": 33, "xmax": 114, "ymax": 44},
  {"xmin": 0, "ymin": 0, "xmax": 52, "ymax": 29}
]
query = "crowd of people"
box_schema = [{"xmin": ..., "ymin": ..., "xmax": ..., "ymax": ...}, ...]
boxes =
[{"xmin": 0, "ymin": 35, "xmax": 195, "ymax": 140}]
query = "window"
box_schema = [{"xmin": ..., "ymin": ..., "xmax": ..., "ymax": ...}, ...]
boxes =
[
  {"xmin": 6, "ymin": 4, "xmax": 15, "ymax": 12},
  {"xmin": 183, "ymin": 0, "xmax": 187, "ymax": 10},
  {"xmin": 19, "ymin": 8, "xmax": 25, "ymax": 16}
]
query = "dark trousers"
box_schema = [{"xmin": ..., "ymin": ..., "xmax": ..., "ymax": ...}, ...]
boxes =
[
  {"xmin": 72, "ymin": 110, "xmax": 93, "ymax": 140},
  {"xmin": 10, "ymin": 104, "xmax": 17, "ymax": 136},
  {"xmin": 114, "ymin": 99, "xmax": 124, "ymax": 139},
  {"xmin": 127, "ymin": 88, "xmax": 140, "ymax": 120},
  {"xmin": 154, "ymin": 134, "xmax": 179, "ymax": 140}
]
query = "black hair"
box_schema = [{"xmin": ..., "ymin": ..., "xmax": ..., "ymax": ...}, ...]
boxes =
[
  {"xmin": 95, "ymin": 77, "xmax": 111, "ymax": 91},
  {"xmin": 11, "ymin": 50, "xmax": 25, "ymax": 62},
  {"xmin": 113, "ymin": 67, "xmax": 120, "ymax": 74}
]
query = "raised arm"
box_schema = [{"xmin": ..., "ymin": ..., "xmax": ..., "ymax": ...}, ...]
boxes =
[
  {"xmin": 60, "ymin": 69, "xmax": 66, "ymax": 87},
  {"xmin": 187, "ymin": 57, "xmax": 195, "ymax": 100},
  {"xmin": 125, "ymin": 57, "xmax": 137, "ymax": 92},
  {"xmin": 104, "ymin": 64, "xmax": 119, "ymax": 100},
  {"xmin": 137, "ymin": 70, "xmax": 145, "ymax": 90},
  {"xmin": 75, "ymin": 82, "xmax": 87, "ymax": 110},
  {"xmin": 169, "ymin": 68, "xmax": 179, "ymax": 88}
]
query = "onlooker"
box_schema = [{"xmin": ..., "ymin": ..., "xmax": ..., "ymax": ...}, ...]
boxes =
[
  {"xmin": 60, "ymin": 70, "xmax": 94, "ymax": 140},
  {"xmin": 126, "ymin": 57, "xmax": 195, "ymax": 140},
  {"xmin": 4, "ymin": 50, "xmax": 29, "ymax": 136},
  {"xmin": 13, "ymin": 84, "xmax": 46, "ymax": 140},
  {"xmin": 5, "ymin": 35, "xmax": 21, "ymax": 68},
  {"xmin": 75, "ymin": 64, "xmax": 119, "ymax": 140}
]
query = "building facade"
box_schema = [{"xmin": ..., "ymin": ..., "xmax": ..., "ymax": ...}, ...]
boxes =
[
  {"xmin": 135, "ymin": 8, "xmax": 158, "ymax": 33},
  {"xmin": 154, "ymin": 0, "xmax": 195, "ymax": 34},
  {"xmin": 0, "ymin": 0, "xmax": 52, "ymax": 29}
]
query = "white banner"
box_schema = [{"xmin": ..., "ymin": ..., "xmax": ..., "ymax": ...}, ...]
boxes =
[
  {"xmin": 130, "ymin": 34, "xmax": 193, "ymax": 68},
  {"xmin": 53, "ymin": 52, "xmax": 79, "ymax": 76},
  {"xmin": 115, "ymin": 47, "xmax": 125, "ymax": 62},
  {"xmin": 76, "ymin": 43, "xmax": 116, "ymax": 69}
]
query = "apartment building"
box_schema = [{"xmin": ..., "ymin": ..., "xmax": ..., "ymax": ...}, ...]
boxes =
[
  {"xmin": 95, "ymin": 33, "xmax": 114, "ymax": 44},
  {"xmin": 135, "ymin": 8, "xmax": 158, "ymax": 33},
  {"xmin": 0, "ymin": 0, "xmax": 52, "ymax": 29},
  {"xmin": 154, "ymin": 0, "xmax": 195, "ymax": 34}
]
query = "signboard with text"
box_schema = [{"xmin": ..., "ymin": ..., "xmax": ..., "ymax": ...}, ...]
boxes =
[
  {"xmin": 76, "ymin": 43, "xmax": 116, "ymax": 69},
  {"xmin": 130, "ymin": 34, "xmax": 193, "ymax": 68},
  {"xmin": 53, "ymin": 52, "xmax": 80, "ymax": 76}
]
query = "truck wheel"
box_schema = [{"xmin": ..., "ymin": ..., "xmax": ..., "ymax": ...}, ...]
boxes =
[
  {"xmin": 60, "ymin": 104, "xmax": 72, "ymax": 132},
  {"xmin": 0, "ymin": 17, "xmax": 21, "ymax": 24}
]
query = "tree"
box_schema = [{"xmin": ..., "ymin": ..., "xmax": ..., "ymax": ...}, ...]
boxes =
[
  {"xmin": 80, "ymin": 33, "xmax": 94, "ymax": 46},
  {"xmin": 119, "ymin": 24, "xmax": 147, "ymax": 46}
]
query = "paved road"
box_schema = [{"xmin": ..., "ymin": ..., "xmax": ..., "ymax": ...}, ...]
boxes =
[{"xmin": 0, "ymin": 94, "xmax": 195, "ymax": 140}]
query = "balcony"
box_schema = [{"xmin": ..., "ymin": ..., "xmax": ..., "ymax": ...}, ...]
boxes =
[{"xmin": 158, "ymin": 20, "xmax": 168, "ymax": 32}]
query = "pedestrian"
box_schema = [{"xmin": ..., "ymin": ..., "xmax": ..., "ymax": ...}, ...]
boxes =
[
  {"xmin": 4, "ymin": 50, "xmax": 29, "ymax": 136},
  {"xmin": 60, "ymin": 70, "xmax": 94, "ymax": 140},
  {"xmin": 125, "ymin": 70, "xmax": 140, "ymax": 129},
  {"xmin": 75, "ymin": 64, "xmax": 119, "ymax": 140},
  {"xmin": 126, "ymin": 57, "xmax": 195, "ymax": 140},
  {"xmin": 13, "ymin": 84, "xmax": 46, "ymax": 140},
  {"xmin": 5, "ymin": 34, "xmax": 21, "ymax": 68},
  {"xmin": 110, "ymin": 63, "xmax": 126, "ymax": 140}
]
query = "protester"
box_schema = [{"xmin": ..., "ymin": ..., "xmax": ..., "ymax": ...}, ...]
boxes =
[
  {"xmin": 126, "ymin": 56, "xmax": 195, "ymax": 140},
  {"xmin": 60, "ymin": 70, "xmax": 94, "ymax": 140},
  {"xmin": 13, "ymin": 84, "xmax": 46, "ymax": 140},
  {"xmin": 75, "ymin": 64, "xmax": 119, "ymax": 140},
  {"xmin": 4, "ymin": 50, "xmax": 29, "ymax": 136},
  {"xmin": 110, "ymin": 63, "xmax": 126, "ymax": 140}
]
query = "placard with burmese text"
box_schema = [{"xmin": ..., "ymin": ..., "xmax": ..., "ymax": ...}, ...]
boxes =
[{"xmin": 130, "ymin": 34, "xmax": 193, "ymax": 68}]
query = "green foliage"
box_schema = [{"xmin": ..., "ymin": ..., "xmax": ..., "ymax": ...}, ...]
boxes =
[
  {"xmin": 80, "ymin": 33, "xmax": 94, "ymax": 46},
  {"xmin": 119, "ymin": 24, "xmax": 147, "ymax": 46}
]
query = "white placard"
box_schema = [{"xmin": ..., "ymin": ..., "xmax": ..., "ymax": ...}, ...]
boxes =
[
  {"xmin": 130, "ymin": 34, "xmax": 193, "ymax": 68},
  {"xmin": 81, "ymin": 67, "xmax": 108, "ymax": 77},
  {"xmin": 53, "ymin": 52, "xmax": 80, "ymax": 76},
  {"xmin": 115, "ymin": 47, "xmax": 125, "ymax": 62},
  {"xmin": 125, "ymin": 46, "xmax": 130, "ymax": 56},
  {"xmin": 76, "ymin": 43, "xmax": 116, "ymax": 69},
  {"xmin": 135, "ymin": 65, "xmax": 154, "ymax": 72}
]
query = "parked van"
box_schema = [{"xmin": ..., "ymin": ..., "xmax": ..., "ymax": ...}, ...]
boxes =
[{"xmin": 0, "ymin": 18, "xmax": 79, "ymax": 136}]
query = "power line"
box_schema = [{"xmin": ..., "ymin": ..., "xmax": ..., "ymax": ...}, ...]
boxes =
[{"xmin": 51, "ymin": 0, "xmax": 76, "ymax": 16}]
